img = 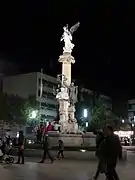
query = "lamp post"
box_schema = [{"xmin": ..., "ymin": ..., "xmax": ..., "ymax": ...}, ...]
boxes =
[
  {"xmin": 122, "ymin": 119, "xmax": 125, "ymax": 124},
  {"xmin": 83, "ymin": 109, "xmax": 88, "ymax": 131},
  {"xmin": 83, "ymin": 109, "xmax": 88, "ymax": 118}
]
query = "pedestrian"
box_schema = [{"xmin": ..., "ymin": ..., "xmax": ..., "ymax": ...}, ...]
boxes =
[
  {"xmin": 43, "ymin": 124, "xmax": 47, "ymax": 141},
  {"xmin": 100, "ymin": 125, "xmax": 122, "ymax": 180},
  {"xmin": 91, "ymin": 130, "xmax": 105, "ymax": 180},
  {"xmin": 39, "ymin": 125, "xmax": 43, "ymax": 142},
  {"xmin": 57, "ymin": 140, "xmax": 64, "ymax": 159},
  {"xmin": 39, "ymin": 135, "xmax": 54, "ymax": 163},
  {"xmin": 16, "ymin": 131, "xmax": 25, "ymax": 164},
  {"xmin": 6, "ymin": 135, "xmax": 12, "ymax": 155},
  {"xmin": 47, "ymin": 122, "xmax": 53, "ymax": 131},
  {"xmin": 37, "ymin": 127, "xmax": 40, "ymax": 143}
]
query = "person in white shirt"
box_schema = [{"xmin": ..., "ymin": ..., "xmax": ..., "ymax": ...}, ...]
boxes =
[{"xmin": 54, "ymin": 122, "xmax": 61, "ymax": 132}]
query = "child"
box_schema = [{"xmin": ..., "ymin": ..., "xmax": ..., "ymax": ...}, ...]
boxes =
[{"xmin": 57, "ymin": 140, "xmax": 64, "ymax": 159}]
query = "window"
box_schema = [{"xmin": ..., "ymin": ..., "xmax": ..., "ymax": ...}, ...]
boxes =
[
  {"xmin": 41, "ymin": 114, "xmax": 55, "ymax": 120},
  {"xmin": 38, "ymin": 78, "xmax": 57, "ymax": 88},
  {"xmin": 41, "ymin": 102, "xmax": 46, "ymax": 106},
  {"xmin": 38, "ymin": 90, "xmax": 55, "ymax": 100},
  {"xmin": 38, "ymin": 90, "xmax": 41, "ymax": 97},
  {"xmin": 40, "ymin": 102, "xmax": 58, "ymax": 110},
  {"xmin": 42, "ymin": 91, "xmax": 55, "ymax": 99},
  {"xmin": 48, "ymin": 104, "xmax": 57, "ymax": 109}
]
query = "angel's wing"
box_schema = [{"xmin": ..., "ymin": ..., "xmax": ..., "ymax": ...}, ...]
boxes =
[{"xmin": 70, "ymin": 22, "xmax": 80, "ymax": 34}]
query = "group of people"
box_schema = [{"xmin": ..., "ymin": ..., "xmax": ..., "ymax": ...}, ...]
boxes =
[
  {"xmin": 3, "ymin": 124, "xmax": 122, "ymax": 180},
  {"xmin": 16, "ymin": 130, "xmax": 64, "ymax": 165},
  {"xmin": 91, "ymin": 125, "xmax": 122, "ymax": 180},
  {"xmin": 0, "ymin": 135, "xmax": 12, "ymax": 156},
  {"xmin": 39, "ymin": 136, "xmax": 64, "ymax": 164},
  {"xmin": 34, "ymin": 121, "xmax": 61, "ymax": 143}
]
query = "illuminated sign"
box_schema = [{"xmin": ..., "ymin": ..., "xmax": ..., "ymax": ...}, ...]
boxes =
[{"xmin": 114, "ymin": 131, "xmax": 133, "ymax": 138}]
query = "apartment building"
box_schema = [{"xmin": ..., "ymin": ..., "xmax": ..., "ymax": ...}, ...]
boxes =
[{"xmin": 2, "ymin": 72, "xmax": 58, "ymax": 122}]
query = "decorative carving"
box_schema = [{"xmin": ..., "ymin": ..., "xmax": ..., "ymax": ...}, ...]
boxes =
[
  {"xmin": 56, "ymin": 87, "xmax": 69, "ymax": 101},
  {"xmin": 69, "ymin": 82, "xmax": 78, "ymax": 105}
]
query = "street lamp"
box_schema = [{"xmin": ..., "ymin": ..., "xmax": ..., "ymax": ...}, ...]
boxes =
[
  {"xmin": 30, "ymin": 110, "xmax": 38, "ymax": 119},
  {"xmin": 83, "ymin": 109, "xmax": 88, "ymax": 118},
  {"xmin": 86, "ymin": 122, "xmax": 88, "ymax": 127},
  {"xmin": 83, "ymin": 109, "xmax": 88, "ymax": 131},
  {"xmin": 122, "ymin": 119, "xmax": 125, "ymax": 123}
]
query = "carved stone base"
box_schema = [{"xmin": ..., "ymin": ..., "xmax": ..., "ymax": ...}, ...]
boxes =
[
  {"xmin": 68, "ymin": 105, "xmax": 75, "ymax": 120},
  {"xmin": 60, "ymin": 121, "xmax": 78, "ymax": 134},
  {"xmin": 59, "ymin": 100, "xmax": 69, "ymax": 126}
]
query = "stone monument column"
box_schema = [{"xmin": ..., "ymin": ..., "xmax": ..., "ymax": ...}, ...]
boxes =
[
  {"xmin": 59, "ymin": 53, "xmax": 75, "ymax": 86},
  {"xmin": 56, "ymin": 22, "xmax": 80, "ymax": 133}
]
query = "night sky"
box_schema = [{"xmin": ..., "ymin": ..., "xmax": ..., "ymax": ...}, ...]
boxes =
[{"xmin": 0, "ymin": 1, "xmax": 135, "ymax": 99}]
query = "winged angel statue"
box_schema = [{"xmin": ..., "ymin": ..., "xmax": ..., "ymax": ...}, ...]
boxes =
[{"xmin": 61, "ymin": 22, "xmax": 80, "ymax": 54}]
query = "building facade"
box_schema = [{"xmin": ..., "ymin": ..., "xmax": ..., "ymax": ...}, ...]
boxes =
[
  {"xmin": 76, "ymin": 87, "xmax": 93, "ymax": 122},
  {"xmin": 76, "ymin": 87, "xmax": 113, "ymax": 122},
  {"xmin": 2, "ymin": 72, "xmax": 58, "ymax": 122},
  {"xmin": 2, "ymin": 72, "xmax": 114, "ymax": 124},
  {"xmin": 128, "ymin": 99, "xmax": 135, "ymax": 119},
  {"xmin": 99, "ymin": 94, "xmax": 112, "ymax": 111},
  {"xmin": 112, "ymin": 99, "xmax": 128, "ymax": 119}
]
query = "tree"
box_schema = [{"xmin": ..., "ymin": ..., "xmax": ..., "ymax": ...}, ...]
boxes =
[
  {"xmin": 90, "ymin": 103, "xmax": 106, "ymax": 130},
  {"xmin": 0, "ymin": 93, "xmax": 26, "ymax": 125},
  {"xmin": 89, "ymin": 101, "xmax": 119, "ymax": 130},
  {"xmin": 23, "ymin": 96, "xmax": 40, "ymax": 125}
]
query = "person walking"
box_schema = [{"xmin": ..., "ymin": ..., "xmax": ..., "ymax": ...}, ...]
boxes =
[
  {"xmin": 91, "ymin": 130, "xmax": 105, "ymax": 180},
  {"xmin": 100, "ymin": 125, "xmax": 122, "ymax": 180},
  {"xmin": 57, "ymin": 140, "xmax": 64, "ymax": 159},
  {"xmin": 16, "ymin": 131, "xmax": 25, "ymax": 164},
  {"xmin": 39, "ymin": 135, "xmax": 54, "ymax": 163}
]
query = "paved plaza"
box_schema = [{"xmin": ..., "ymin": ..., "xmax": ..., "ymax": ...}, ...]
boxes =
[{"xmin": 0, "ymin": 152, "xmax": 135, "ymax": 180}]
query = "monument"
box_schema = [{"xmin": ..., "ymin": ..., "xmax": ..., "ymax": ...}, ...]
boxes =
[
  {"xmin": 50, "ymin": 22, "xmax": 96, "ymax": 148},
  {"xmin": 55, "ymin": 22, "xmax": 80, "ymax": 133}
]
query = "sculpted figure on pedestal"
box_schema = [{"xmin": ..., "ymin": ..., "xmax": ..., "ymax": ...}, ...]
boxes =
[{"xmin": 61, "ymin": 22, "xmax": 80, "ymax": 54}]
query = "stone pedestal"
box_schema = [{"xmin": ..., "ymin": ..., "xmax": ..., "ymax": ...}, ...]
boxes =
[
  {"xmin": 59, "ymin": 100, "xmax": 69, "ymax": 132},
  {"xmin": 47, "ymin": 131, "xmax": 96, "ymax": 148}
]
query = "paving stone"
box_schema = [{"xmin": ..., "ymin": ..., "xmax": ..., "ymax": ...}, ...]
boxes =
[{"xmin": 0, "ymin": 159, "xmax": 134, "ymax": 180}]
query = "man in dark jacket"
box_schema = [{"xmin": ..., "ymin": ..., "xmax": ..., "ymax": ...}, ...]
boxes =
[
  {"xmin": 100, "ymin": 125, "xmax": 122, "ymax": 180},
  {"xmin": 16, "ymin": 131, "xmax": 25, "ymax": 164},
  {"xmin": 57, "ymin": 140, "xmax": 64, "ymax": 159},
  {"xmin": 92, "ymin": 131, "xmax": 105, "ymax": 180},
  {"xmin": 39, "ymin": 135, "xmax": 54, "ymax": 163}
]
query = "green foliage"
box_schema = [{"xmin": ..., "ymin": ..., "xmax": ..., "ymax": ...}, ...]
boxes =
[
  {"xmin": 0, "ymin": 94, "xmax": 41, "ymax": 126},
  {"xmin": 90, "ymin": 100, "xmax": 119, "ymax": 130},
  {"xmin": 90, "ymin": 103, "xmax": 106, "ymax": 130},
  {"xmin": 0, "ymin": 93, "xmax": 26, "ymax": 125},
  {"xmin": 23, "ymin": 96, "xmax": 40, "ymax": 124}
]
